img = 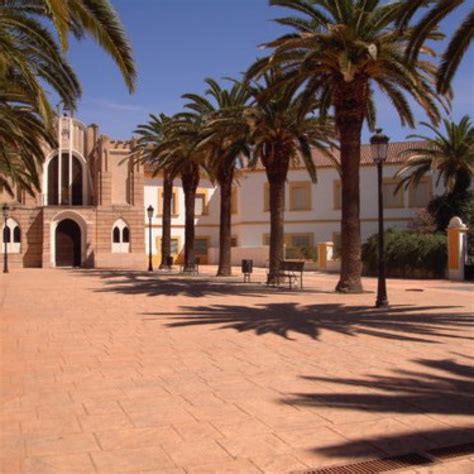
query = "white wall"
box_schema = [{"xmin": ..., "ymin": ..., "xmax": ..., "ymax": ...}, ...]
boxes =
[{"xmin": 143, "ymin": 164, "xmax": 444, "ymax": 257}]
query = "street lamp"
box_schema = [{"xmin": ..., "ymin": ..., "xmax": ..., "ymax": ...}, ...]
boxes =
[
  {"xmin": 370, "ymin": 128, "xmax": 390, "ymax": 308},
  {"xmin": 147, "ymin": 205, "xmax": 154, "ymax": 272},
  {"xmin": 2, "ymin": 203, "xmax": 10, "ymax": 274}
]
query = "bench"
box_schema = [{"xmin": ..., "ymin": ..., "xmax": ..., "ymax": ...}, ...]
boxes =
[{"xmin": 269, "ymin": 260, "xmax": 305, "ymax": 290}]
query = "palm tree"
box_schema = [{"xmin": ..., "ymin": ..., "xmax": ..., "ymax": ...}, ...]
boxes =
[
  {"xmin": 396, "ymin": 115, "xmax": 474, "ymax": 196},
  {"xmin": 247, "ymin": 0, "xmax": 443, "ymax": 293},
  {"xmin": 398, "ymin": 0, "xmax": 474, "ymax": 94},
  {"xmin": 9, "ymin": 0, "xmax": 136, "ymax": 92},
  {"xmin": 132, "ymin": 114, "xmax": 176, "ymax": 269},
  {"xmin": 132, "ymin": 113, "xmax": 204, "ymax": 272},
  {"xmin": 245, "ymin": 72, "xmax": 335, "ymax": 282},
  {"xmin": 0, "ymin": 0, "xmax": 135, "ymax": 194},
  {"xmin": 184, "ymin": 78, "xmax": 251, "ymax": 276}
]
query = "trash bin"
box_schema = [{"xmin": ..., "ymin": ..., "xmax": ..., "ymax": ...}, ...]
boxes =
[{"xmin": 242, "ymin": 259, "xmax": 253, "ymax": 282}]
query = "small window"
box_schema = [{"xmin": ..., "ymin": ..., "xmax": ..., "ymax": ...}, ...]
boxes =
[
  {"xmin": 113, "ymin": 227, "xmax": 120, "ymax": 243},
  {"xmin": 383, "ymin": 179, "xmax": 404, "ymax": 208},
  {"xmin": 13, "ymin": 226, "xmax": 21, "ymax": 243},
  {"xmin": 111, "ymin": 219, "xmax": 130, "ymax": 253},
  {"xmin": 409, "ymin": 177, "xmax": 431, "ymax": 208},
  {"xmin": 3, "ymin": 226, "xmax": 11, "ymax": 243},
  {"xmin": 332, "ymin": 232, "xmax": 341, "ymax": 259},
  {"xmin": 1, "ymin": 219, "xmax": 21, "ymax": 254},
  {"xmin": 170, "ymin": 238, "xmax": 179, "ymax": 255},
  {"xmin": 194, "ymin": 238, "xmax": 208, "ymax": 256},
  {"xmin": 231, "ymin": 237, "xmax": 238, "ymax": 247},
  {"xmin": 122, "ymin": 227, "xmax": 130, "ymax": 243},
  {"xmin": 333, "ymin": 180, "xmax": 342, "ymax": 210},
  {"xmin": 195, "ymin": 193, "xmax": 207, "ymax": 216},
  {"xmin": 289, "ymin": 182, "xmax": 311, "ymax": 211},
  {"xmin": 262, "ymin": 233, "xmax": 270, "ymax": 246}
]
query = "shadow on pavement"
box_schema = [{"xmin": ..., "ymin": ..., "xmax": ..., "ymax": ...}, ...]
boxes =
[{"xmin": 143, "ymin": 302, "xmax": 473, "ymax": 343}]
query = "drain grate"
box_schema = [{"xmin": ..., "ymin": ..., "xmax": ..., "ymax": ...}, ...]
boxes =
[
  {"xmin": 428, "ymin": 442, "xmax": 474, "ymax": 461},
  {"xmin": 293, "ymin": 453, "xmax": 432, "ymax": 474}
]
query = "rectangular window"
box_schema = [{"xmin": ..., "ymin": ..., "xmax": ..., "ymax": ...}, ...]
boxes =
[
  {"xmin": 289, "ymin": 182, "xmax": 311, "ymax": 211},
  {"xmin": 333, "ymin": 180, "xmax": 342, "ymax": 210},
  {"xmin": 409, "ymin": 177, "xmax": 432, "ymax": 208},
  {"xmin": 170, "ymin": 238, "xmax": 179, "ymax": 255},
  {"xmin": 383, "ymin": 179, "xmax": 404, "ymax": 208},
  {"xmin": 194, "ymin": 238, "xmax": 208, "ymax": 256},
  {"xmin": 287, "ymin": 233, "xmax": 313, "ymax": 249},
  {"xmin": 231, "ymin": 236, "xmax": 238, "ymax": 247},
  {"xmin": 262, "ymin": 233, "xmax": 270, "ymax": 246},
  {"xmin": 231, "ymin": 187, "xmax": 238, "ymax": 215},
  {"xmin": 159, "ymin": 190, "xmax": 178, "ymax": 216},
  {"xmin": 195, "ymin": 193, "xmax": 207, "ymax": 216}
]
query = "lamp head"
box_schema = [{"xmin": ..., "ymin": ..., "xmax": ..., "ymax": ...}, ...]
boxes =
[
  {"xmin": 370, "ymin": 128, "xmax": 390, "ymax": 164},
  {"xmin": 146, "ymin": 205, "xmax": 154, "ymax": 219}
]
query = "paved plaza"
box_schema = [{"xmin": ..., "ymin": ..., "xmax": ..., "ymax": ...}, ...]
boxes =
[{"xmin": 0, "ymin": 268, "xmax": 473, "ymax": 473}]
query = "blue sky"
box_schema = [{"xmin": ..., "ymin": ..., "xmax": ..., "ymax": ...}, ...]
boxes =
[{"xmin": 66, "ymin": 0, "xmax": 473, "ymax": 142}]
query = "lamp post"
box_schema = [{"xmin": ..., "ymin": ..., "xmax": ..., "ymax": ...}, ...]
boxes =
[
  {"xmin": 370, "ymin": 128, "xmax": 390, "ymax": 308},
  {"xmin": 2, "ymin": 203, "xmax": 10, "ymax": 274},
  {"xmin": 147, "ymin": 205, "xmax": 154, "ymax": 272}
]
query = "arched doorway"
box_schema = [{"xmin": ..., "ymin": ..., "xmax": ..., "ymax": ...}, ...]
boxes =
[{"xmin": 55, "ymin": 219, "xmax": 81, "ymax": 267}]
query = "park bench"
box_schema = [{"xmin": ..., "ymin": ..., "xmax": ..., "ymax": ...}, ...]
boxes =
[{"xmin": 268, "ymin": 260, "xmax": 305, "ymax": 290}]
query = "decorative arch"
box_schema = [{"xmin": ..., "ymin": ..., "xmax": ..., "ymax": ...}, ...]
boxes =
[
  {"xmin": 43, "ymin": 150, "xmax": 88, "ymax": 206},
  {"xmin": 111, "ymin": 218, "xmax": 130, "ymax": 253},
  {"xmin": 1, "ymin": 218, "xmax": 21, "ymax": 254},
  {"xmin": 50, "ymin": 210, "xmax": 88, "ymax": 267}
]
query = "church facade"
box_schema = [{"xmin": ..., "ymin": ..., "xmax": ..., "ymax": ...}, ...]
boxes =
[{"xmin": 1, "ymin": 116, "xmax": 438, "ymax": 269}]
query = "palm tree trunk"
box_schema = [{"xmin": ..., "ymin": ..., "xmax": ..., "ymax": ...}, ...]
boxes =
[
  {"xmin": 217, "ymin": 166, "xmax": 234, "ymax": 277},
  {"xmin": 181, "ymin": 164, "xmax": 200, "ymax": 272},
  {"xmin": 265, "ymin": 149, "xmax": 290, "ymax": 283},
  {"xmin": 160, "ymin": 172, "xmax": 173, "ymax": 269},
  {"xmin": 334, "ymin": 78, "xmax": 368, "ymax": 294}
]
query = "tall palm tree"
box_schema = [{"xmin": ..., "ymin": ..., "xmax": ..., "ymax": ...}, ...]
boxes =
[
  {"xmin": 184, "ymin": 78, "xmax": 251, "ymax": 276},
  {"xmin": 248, "ymin": 0, "xmax": 443, "ymax": 293},
  {"xmin": 396, "ymin": 115, "xmax": 474, "ymax": 196},
  {"xmin": 245, "ymin": 72, "xmax": 335, "ymax": 281},
  {"xmin": 132, "ymin": 114, "xmax": 176, "ymax": 269},
  {"xmin": 398, "ymin": 0, "xmax": 474, "ymax": 94},
  {"xmin": 132, "ymin": 113, "xmax": 204, "ymax": 272}
]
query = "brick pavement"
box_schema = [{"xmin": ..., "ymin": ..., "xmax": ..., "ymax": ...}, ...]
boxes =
[{"xmin": 0, "ymin": 268, "xmax": 473, "ymax": 473}]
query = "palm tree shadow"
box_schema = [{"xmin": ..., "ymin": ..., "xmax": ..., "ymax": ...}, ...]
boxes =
[
  {"xmin": 144, "ymin": 302, "xmax": 474, "ymax": 343},
  {"xmin": 75, "ymin": 269, "xmax": 334, "ymax": 298},
  {"xmin": 279, "ymin": 357, "xmax": 474, "ymax": 459}
]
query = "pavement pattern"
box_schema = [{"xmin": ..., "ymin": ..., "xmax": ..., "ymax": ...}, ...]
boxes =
[{"xmin": 0, "ymin": 267, "xmax": 473, "ymax": 473}]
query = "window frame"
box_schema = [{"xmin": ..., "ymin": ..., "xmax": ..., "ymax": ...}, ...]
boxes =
[
  {"xmin": 382, "ymin": 178, "xmax": 404, "ymax": 209},
  {"xmin": 289, "ymin": 181, "xmax": 312, "ymax": 211},
  {"xmin": 408, "ymin": 176, "xmax": 432, "ymax": 208}
]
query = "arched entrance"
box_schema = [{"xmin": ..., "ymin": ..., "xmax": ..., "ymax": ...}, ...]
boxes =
[{"xmin": 55, "ymin": 219, "xmax": 81, "ymax": 267}]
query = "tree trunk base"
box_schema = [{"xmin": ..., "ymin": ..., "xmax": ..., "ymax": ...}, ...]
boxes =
[
  {"xmin": 159, "ymin": 264, "xmax": 171, "ymax": 270},
  {"xmin": 216, "ymin": 268, "xmax": 232, "ymax": 277},
  {"xmin": 335, "ymin": 279, "xmax": 363, "ymax": 294}
]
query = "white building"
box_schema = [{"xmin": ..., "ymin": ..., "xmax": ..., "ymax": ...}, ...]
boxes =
[{"xmin": 144, "ymin": 141, "xmax": 437, "ymax": 267}]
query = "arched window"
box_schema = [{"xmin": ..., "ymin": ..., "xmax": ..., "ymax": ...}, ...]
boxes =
[
  {"xmin": 111, "ymin": 218, "xmax": 130, "ymax": 253},
  {"xmin": 113, "ymin": 226, "xmax": 121, "ymax": 243},
  {"xmin": 122, "ymin": 227, "xmax": 130, "ymax": 243},
  {"xmin": 1, "ymin": 219, "xmax": 21, "ymax": 254},
  {"xmin": 13, "ymin": 226, "xmax": 21, "ymax": 243}
]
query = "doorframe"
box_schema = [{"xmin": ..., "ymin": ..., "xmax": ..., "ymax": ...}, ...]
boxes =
[{"xmin": 50, "ymin": 211, "xmax": 87, "ymax": 267}]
